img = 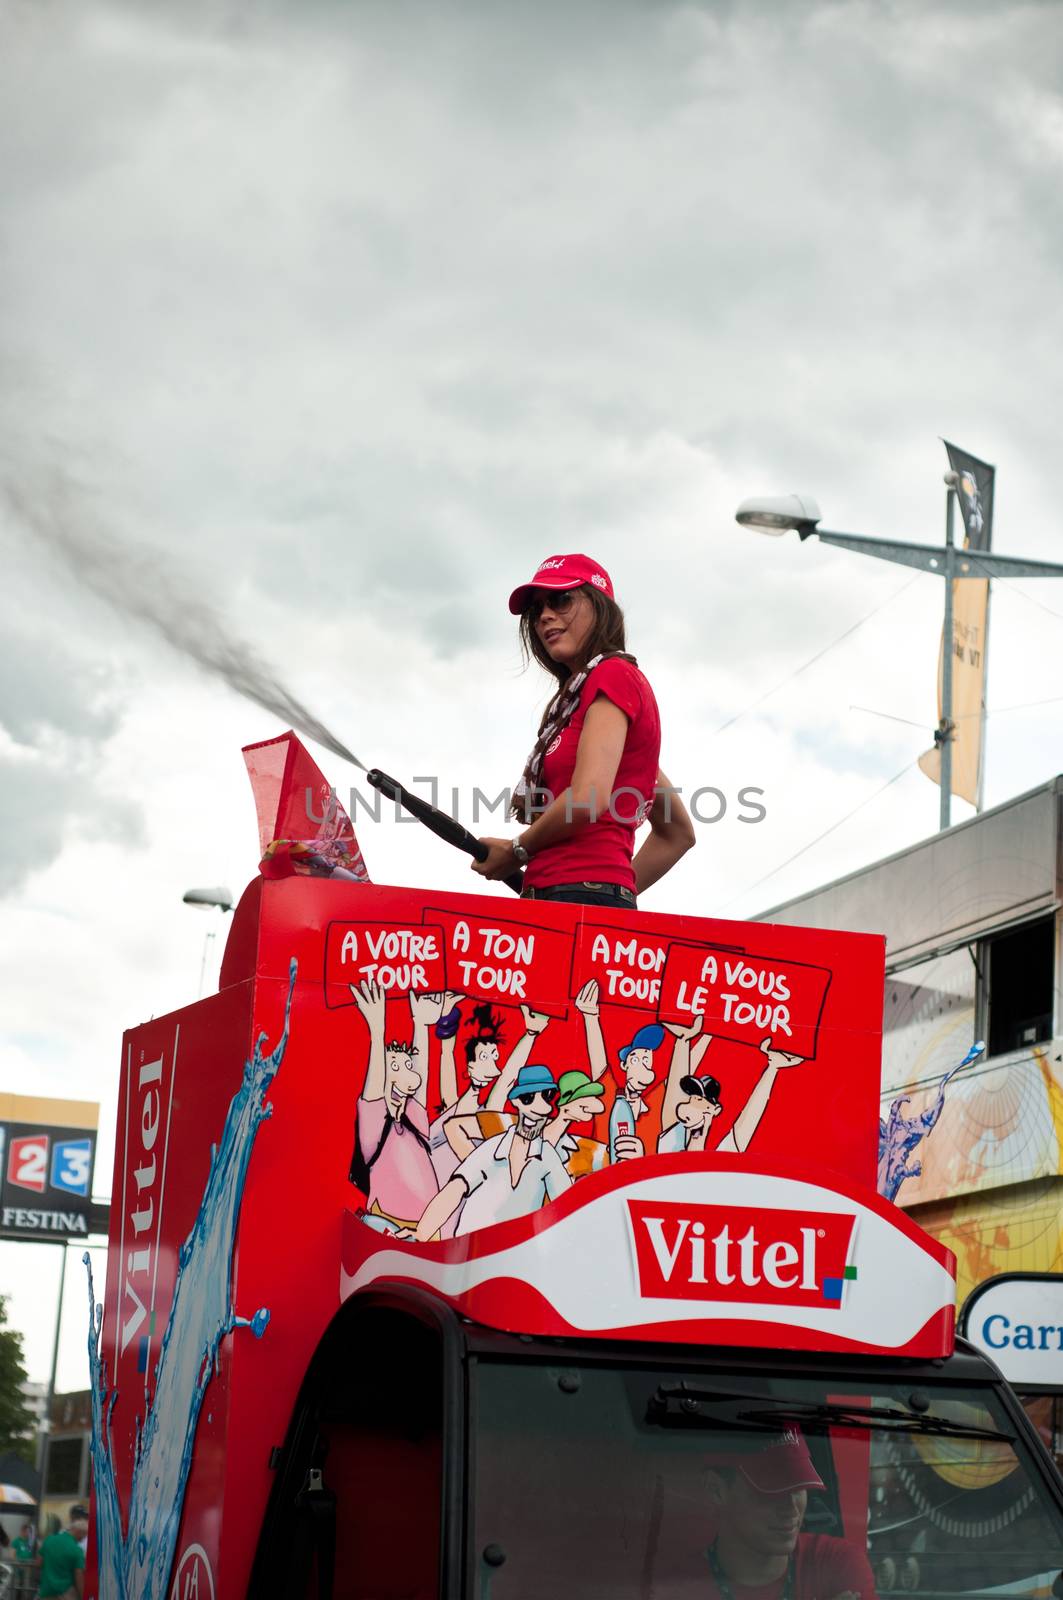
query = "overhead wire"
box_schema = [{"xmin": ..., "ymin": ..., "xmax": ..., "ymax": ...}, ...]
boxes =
[
  {"xmin": 852, "ymin": 692, "xmax": 1063, "ymax": 729},
  {"xmin": 710, "ymin": 574, "xmax": 922, "ymax": 736},
  {"xmin": 713, "ymin": 755, "xmax": 922, "ymax": 916},
  {"xmin": 847, "ymin": 562, "xmax": 1063, "ymax": 735},
  {"xmin": 714, "ymin": 556, "xmax": 1063, "ymax": 920},
  {"xmin": 995, "ymin": 578, "xmax": 1063, "ymax": 626}
]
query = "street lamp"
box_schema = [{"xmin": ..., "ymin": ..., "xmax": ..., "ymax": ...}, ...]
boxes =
[
  {"xmin": 735, "ymin": 482, "xmax": 1063, "ymax": 829},
  {"xmin": 182, "ymin": 887, "xmax": 235, "ymax": 912},
  {"xmin": 182, "ymin": 887, "xmax": 235, "ymax": 996}
]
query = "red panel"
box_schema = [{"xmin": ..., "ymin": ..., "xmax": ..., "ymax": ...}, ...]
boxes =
[
  {"xmin": 96, "ymin": 876, "xmax": 899, "ymax": 1599},
  {"xmin": 96, "ymin": 982, "xmax": 254, "ymax": 1591},
  {"xmin": 426, "ymin": 904, "xmax": 576, "ymax": 1018},
  {"xmin": 219, "ymin": 876, "xmax": 262, "ymax": 990},
  {"xmin": 659, "ymin": 942, "xmax": 832, "ymax": 1058},
  {"xmin": 253, "ymin": 880, "xmax": 885, "ymax": 1189},
  {"xmin": 323, "ymin": 919, "xmax": 447, "ymax": 1003}
]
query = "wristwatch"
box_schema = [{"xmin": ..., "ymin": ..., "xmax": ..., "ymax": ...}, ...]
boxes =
[{"xmin": 512, "ymin": 840, "xmax": 531, "ymax": 868}]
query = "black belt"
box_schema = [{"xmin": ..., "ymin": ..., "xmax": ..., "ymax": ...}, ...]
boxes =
[{"xmin": 521, "ymin": 881, "xmax": 637, "ymax": 905}]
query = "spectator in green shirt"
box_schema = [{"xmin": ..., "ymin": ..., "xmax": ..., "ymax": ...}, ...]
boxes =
[
  {"xmin": 37, "ymin": 1509, "xmax": 87, "ymax": 1599},
  {"xmin": 13, "ymin": 1520, "xmax": 36, "ymax": 1561}
]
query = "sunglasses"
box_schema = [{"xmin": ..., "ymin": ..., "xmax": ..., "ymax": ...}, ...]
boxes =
[
  {"xmin": 526, "ymin": 589, "xmax": 581, "ymax": 620},
  {"xmin": 513, "ymin": 1089, "xmax": 559, "ymax": 1107}
]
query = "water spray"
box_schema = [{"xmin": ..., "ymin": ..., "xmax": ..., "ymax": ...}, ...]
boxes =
[{"xmin": 3, "ymin": 463, "xmax": 523, "ymax": 892}]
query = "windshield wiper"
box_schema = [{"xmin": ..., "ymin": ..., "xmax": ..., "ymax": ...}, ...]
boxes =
[
  {"xmin": 740, "ymin": 1399, "xmax": 1014, "ymax": 1444},
  {"xmin": 647, "ymin": 1384, "xmax": 1013, "ymax": 1444}
]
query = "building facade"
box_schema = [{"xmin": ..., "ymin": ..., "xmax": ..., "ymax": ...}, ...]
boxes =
[{"xmin": 754, "ymin": 776, "xmax": 1063, "ymax": 1308}]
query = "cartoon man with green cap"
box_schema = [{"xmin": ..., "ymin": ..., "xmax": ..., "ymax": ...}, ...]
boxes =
[{"xmin": 545, "ymin": 1069, "xmax": 612, "ymax": 1180}]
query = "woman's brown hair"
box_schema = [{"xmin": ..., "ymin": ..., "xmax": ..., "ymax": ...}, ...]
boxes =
[
  {"xmin": 517, "ymin": 584, "xmax": 629, "ymax": 697},
  {"xmin": 511, "ymin": 584, "xmax": 633, "ymax": 818}
]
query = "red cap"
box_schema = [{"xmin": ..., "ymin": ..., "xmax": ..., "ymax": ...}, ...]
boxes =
[
  {"xmin": 707, "ymin": 1429, "xmax": 825, "ymax": 1496},
  {"xmin": 508, "ymin": 553, "xmax": 614, "ymax": 615}
]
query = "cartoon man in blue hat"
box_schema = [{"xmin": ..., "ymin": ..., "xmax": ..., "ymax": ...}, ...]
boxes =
[
  {"xmin": 415, "ymin": 1063, "xmax": 571, "ymax": 1239},
  {"xmin": 608, "ymin": 1022, "xmax": 668, "ymax": 1162}
]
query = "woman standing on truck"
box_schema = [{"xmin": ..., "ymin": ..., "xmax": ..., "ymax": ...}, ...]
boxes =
[{"xmin": 472, "ymin": 553, "xmax": 694, "ymax": 909}]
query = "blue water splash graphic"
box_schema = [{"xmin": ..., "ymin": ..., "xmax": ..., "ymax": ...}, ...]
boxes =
[
  {"xmin": 86, "ymin": 959, "xmax": 297, "ymax": 1600},
  {"xmin": 878, "ymin": 1038, "xmax": 985, "ymax": 1202}
]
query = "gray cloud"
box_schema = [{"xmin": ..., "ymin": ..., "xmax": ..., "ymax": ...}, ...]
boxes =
[
  {"xmin": 1, "ymin": 0, "xmax": 1062, "ymax": 873},
  {"xmin": 0, "ymin": 741, "xmax": 144, "ymax": 897},
  {"xmin": 0, "ymin": 618, "xmax": 121, "ymax": 748}
]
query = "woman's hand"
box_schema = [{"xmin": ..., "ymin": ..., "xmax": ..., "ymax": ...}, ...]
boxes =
[{"xmin": 471, "ymin": 837, "xmax": 518, "ymax": 880}]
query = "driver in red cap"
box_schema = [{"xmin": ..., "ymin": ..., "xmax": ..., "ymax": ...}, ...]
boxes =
[
  {"xmin": 471, "ymin": 553, "xmax": 695, "ymax": 909},
  {"xmin": 704, "ymin": 1427, "xmax": 876, "ymax": 1600}
]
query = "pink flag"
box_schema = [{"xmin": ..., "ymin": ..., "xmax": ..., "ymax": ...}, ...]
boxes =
[{"xmin": 242, "ymin": 731, "xmax": 370, "ymax": 882}]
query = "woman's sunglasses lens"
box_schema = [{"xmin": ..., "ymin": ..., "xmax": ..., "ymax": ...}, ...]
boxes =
[{"xmin": 530, "ymin": 590, "xmax": 576, "ymax": 620}]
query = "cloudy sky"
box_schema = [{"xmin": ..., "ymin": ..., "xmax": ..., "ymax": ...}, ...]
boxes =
[{"xmin": 3, "ymin": 0, "xmax": 1063, "ymax": 1386}]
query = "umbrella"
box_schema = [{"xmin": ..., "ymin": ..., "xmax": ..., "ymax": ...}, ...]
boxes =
[{"xmin": 0, "ymin": 1485, "xmax": 35, "ymax": 1505}]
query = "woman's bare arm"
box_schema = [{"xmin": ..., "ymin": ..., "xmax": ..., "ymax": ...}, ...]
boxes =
[
  {"xmin": 473, "ymin": 695, "xmax": 629, "ymax": 878},
  {"xmin": 633, "ymin": 769, "xmax": 695, "ymax": 894}
]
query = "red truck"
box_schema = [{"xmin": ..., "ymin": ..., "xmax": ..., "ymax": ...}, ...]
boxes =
[{"xmin": 89, "ymin": 857, "xmax": 1063, "ymax": 1598}]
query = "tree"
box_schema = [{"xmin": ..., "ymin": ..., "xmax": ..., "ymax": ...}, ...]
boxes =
[{"xmin": 0, "ymin": 1295, "xmax": 36, "ymax": 1463}]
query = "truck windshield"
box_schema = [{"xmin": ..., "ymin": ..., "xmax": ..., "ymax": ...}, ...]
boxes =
[{"xmin": 471, "ymin": 1359, "xmax": 1063, "ymax": 1599}]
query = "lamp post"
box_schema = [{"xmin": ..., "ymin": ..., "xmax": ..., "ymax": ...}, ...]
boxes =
[
  {"xmin": 735, "ymin": 485, "xmax": 1063, "ymax": 829},
  {"xmin": 182, "ymin": 887, "xmax": 234, "ymax": 997}
]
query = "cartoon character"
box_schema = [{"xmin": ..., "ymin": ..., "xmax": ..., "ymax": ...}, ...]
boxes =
[
  {"xmin": 415, "ymin": 1063, "xmax": 571, "ymax": 1240},
  {"xmin": 544, "ymin": 1069, "xmax": 611, "ymax": 1179},
  {"xmin": 433, "ymin": 1002, "xmax": 553, "ymax": 1170},
  {"xmin": 878, "ymin": 1041, "xmax": 984, "ymax": 1201},
  {"xmin": 656, "ymin": 1072, "xmax": 724, "ymax": 1153},
  {"xmin": 429, "ymin": 999, "xmax": 500, "ymax": 1184},
  {"xmin": 349, "ymin": 980, "xmax": 441, "ymax": 1231},
  {"xmin": 606, "ymin": 1022, "xmax": 666, "ymax": 1162},
  {"xmin": 573, "ymin": 978, "xmax": 611, "ymax": 1081},
  {"xmin": 657, "ymin": 1027, "xmax": 805, "ymax": 1155}
]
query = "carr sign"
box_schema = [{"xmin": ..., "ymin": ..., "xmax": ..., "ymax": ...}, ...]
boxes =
[
  {"xmin": 0, "ymin": 1094, "xmax": 99, "ymax": 1242},
  {"xmin": 960, "ymin": 1273, "xmax": 1063, "ymax": 1390}
]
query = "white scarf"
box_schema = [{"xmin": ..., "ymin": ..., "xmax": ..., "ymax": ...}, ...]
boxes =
[{"xmin": 512, "ymin": 652, "xmax": 634, "ymax": 821}]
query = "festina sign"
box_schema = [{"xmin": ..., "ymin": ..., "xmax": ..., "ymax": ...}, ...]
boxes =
[{"xmin": 0, "ymin": 1096, "xmax": 99, "ymax": 1242}]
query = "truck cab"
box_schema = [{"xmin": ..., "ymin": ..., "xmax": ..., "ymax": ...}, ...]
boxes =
[{"xmin": 251, "ymin": 1285, "xmax": 1063, "ymax": 1598}]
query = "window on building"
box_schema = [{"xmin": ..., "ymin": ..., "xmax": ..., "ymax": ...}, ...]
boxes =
[
  {"xmin": 984, "ymin": 917, "xmax": 1056, "ymax": 1057},
  {"xmin": 44, "ymin": 1435, "xmax": 86, "ymax": 1496}
]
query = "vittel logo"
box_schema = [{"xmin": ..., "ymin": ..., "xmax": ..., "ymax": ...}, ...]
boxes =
[
  {"xmin": 627, "ymin": 1199, "xmax": 856, "ymax": 1309},
  {"xmin": 119, "ymin": 1043, "xmax": 174, "ymax": 1358},
  {"xmin": 537, "ymin": 558, "xmax": 566, "ymax": 573}
]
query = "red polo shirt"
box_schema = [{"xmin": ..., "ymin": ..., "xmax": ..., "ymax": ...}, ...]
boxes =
[
  {"xmin": 523, "ymin": 657, "xmax": 661, "ymax": 892},
  {"xmin": 703, "ymin": 1534, "xmax": 877, "ymax": 1600}
]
